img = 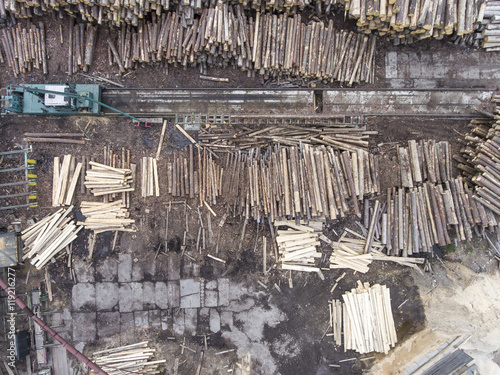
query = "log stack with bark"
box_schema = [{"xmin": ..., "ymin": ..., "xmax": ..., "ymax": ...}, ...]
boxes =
[
  {"xmin": 21, "ymin": 206, "xmax": 83, "ymax": 269},
  {"xmin": 476, "ymin": 0, "xmax": 500, "ymax": 50}
]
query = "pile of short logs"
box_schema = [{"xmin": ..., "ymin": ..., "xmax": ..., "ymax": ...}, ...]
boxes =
[
  {"xmin": 275, "ymin": 220, "xmax": 324, "ymax": 276},
  {"xmin": 456, "ymin": 106, "xmax": 500, "ymax": 229},
  {"xmin": 52, "ymin": 155, "xmax": 83, "ymax": 207},
  {"xmin": 330, "ymin": 282, "xmax": 397, "ymax": 354},
  {"xmin": 67, "ymin": 18, "xmax": 98, "ymax": 76},
  {"xmin": 220, "ymin": 145, "xmax": 380, "ymax": 221},
  {"xmin": 90, "ymin": 341, "xmax": 166, "ymax": 375},
  {"xmin": 340, "ymin": 0, "xmax": 483, "ymax": 44},
  {"xmin": 199, "ymin": 122, "xmax": 374, "ymax": 152},
  {"xmin": 21, "ymin": 206, "xmax": 83, "ymax": 269},
  {"xmin": 1, "ymin": 22, "xmax": 48, "ymax": 77},
  {"xmin": 79, "ymin": 201, "xmax": 135, "ymax": 234},
  {"xmin": 141, "ymin": 157, "xmax": 160, "ymax": 197},
  {"xmin": 475, "ymin": 0, "xmax": 500, "ymax": 51},
  {"xmin": 398, "ymin": 140, "xmax": 452, "ymax": 188},
  {"xmin": 107, "ymin": 10, "xmax": 376, "ymax": 83}
]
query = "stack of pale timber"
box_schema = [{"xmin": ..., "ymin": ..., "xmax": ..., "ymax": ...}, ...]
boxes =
[
  {"xmin": 141, "ymin": 157, "xmax": 160, "ymax": 198},
  {"xmin": 90, "ymin": 341, "xmax": 166, "ymax": 375},
  {"xmin": 476, "ymin": 0, "xmax": 500, "ymax": 51},
  {"xmin": 0, "ymin": 22, "xmax": 48, "ymax": 77},
  {"xmin": 67, "ymin": 18, "xmax": 98, "ymax": 76},
  {"xmin": 275, "ymin": 220, "xmax": 324, "ymax": 276},
  {"xmin": 455, "ymin": 109, "xmax": 500, "ymax": 232},
  {"xmin": 322, "ymin": 227, "xmax": 425, "ymax": 273},
  {"xmin": 21, "ymin": 206, "xmax": 83, "ymax": 269},
  {"xmin": 335, "ymin": 282, "xmax": 397, "ymax": 354},
  {"xmin": 85, "ymin": 161, "xmax": 134, "ymax": 197},
  {"xmin": 52, "ymin": 155, "xmax": 83, "ymax": 207},
  {"xmin": 220, "ymin": 145, "xmax": 380, "ymax": 221},
  {"xmin": 398, "ymin": 140, "xmax": 452, "ymax": 188},
  {"xmin": 199, "ymin": 122, "xmax": 375, "ymax": 151},
  {"xmin": 340, "ymin": 0, "xmax": 482, "ymax": 44},
  {"xmin": 79, "ymin": 201, "xmax": 136, "ymax": 234}
]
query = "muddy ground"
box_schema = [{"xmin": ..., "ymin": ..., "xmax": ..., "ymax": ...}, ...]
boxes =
[{"xmin": 1, "ymin": 12, "xmax": 499, "ymax": 375}]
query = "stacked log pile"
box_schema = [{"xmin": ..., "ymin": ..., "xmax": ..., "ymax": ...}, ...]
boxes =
[
  {"xmin": 21, "ymin": 206, "xmax": 83, "ymax": 269},
  {"xmin": 219, "ymin": 145, "xmax": 380, "ymax": 221},
  {"xmin": 79, "ymin": 201, "xmax": 136, "ymax": 234},
  {"xmin": 1, "ymin": 22, "xmax": 48, "ymax": 77},
  {"xmin": 166, "ymin": 146, "xmax": 198, "ymax": 198},
  {"xmin": 90, "ymin": 341, "xmax": 166, "ymax": 375},
  {"xmin": 52, "ymin": 155, "xmax": 83, "ymax": 207},
  {"xmin": 340, "ymin": 0, "xmax": 483, "ymax": 44},
  {"xmin": 67, "ymin": 18, "xmax": 98, "ymax": 76},
  {"xmin": 475, "ymin": 0, "xmax": 500, "ymax": 51},
  {"xmin": 330, "ymin": 282, "xmax": 397, "ymax": 354},
  {"xmin": 275, "ymin": 220, "xmax": 324, "ymax": 276},
  {"xmin": 199, "ymin": 122, "xmax": 374, "ymax": 151},
  {"xmin": 141, "ymin": 157, "xmax": 160, "ymax": 197},
  {"xmin": 455, "ymin": 107, "xmax": 500, "ymax": 231},
  {"xmin": 398, "ymin": 139, "xmax": 451, "ymax": 188},
  {"xmin": 84, "ymin": 161, "xmax": 134, "ymax": 197}
]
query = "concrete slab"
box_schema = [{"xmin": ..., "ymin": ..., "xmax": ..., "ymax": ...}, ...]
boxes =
[
  {"xmin": 132, "ymin": 257, "xmax": 144, "ymax": 281},
  {"xmin": 96, "ymin": 256, "xmax": 118, "ymax": 282},
  {"xmin": 205, "ymin": 280, "xmax": 217, "ymax": 289},
  {"xmin": 167, "ymin": 282, "xmax": 180, "ymax": 308},
  {"xmin": 96, "ymin": 283, "xmax": 119, "ymax": 311},
  {"xmin": 52, "ymin": 345, "xmax": 69, "ymax": 375},
  {"xmin": 118, "ymin": 253, "xmax": 132, "ymax": 283},
  {"xmin": 73, "ymin": 260, "xmax": 95, "ymax": 283},
  {"xmin": 134, "ymin": 311, "xmax": 149, "ymax": 329},
  {"xmin": 120, "ymin": 312, "xmax": 134, "ymax": 333},
  {"xmin": 167, "ymin": 253, "xmax": 181, "ymax": 280},
  {"xmin": 154, "ymin": 257, "xmax": 168, "ymax": 280},
  {"xmin": 221, "ymin": 311, "xmax": 233, "ymax": 330},
  {"xmin": 143, "ymin": 282, "xmax": 156, "ymax": 310},
  {"xmin": 119, "ymin": 283, "xmax": 143, "ymax": 312},
  {"xmin": 210, "ymin": 309, "xmax": 221, "ymax": 333},
  {"xmin": 72, "ymin": 312, "xmax": 96, "ymax": 342},
  {"xmin": 180, "ymin": 279, "xmax": 201, "ymax": 309},
  {"xmin": 97, "ymin": 312, "xmax": 120, "ymax": 338},
  {"xmin": 218, "ymin": 278, "xmax": 230, "ymax": 307},
  {"xmin": 161, "ymin": 310, "xmax": 172, "ymax": 331},
  {"xmin": 204, "ymin": 290, "xmax": 218, "ymax": 308},
  {"xmin": 155, "ymin": 282, "xmax": 169, "ymax": 309},
  {"xmin": 149, "ymin": 310, "xmax": 161, "ymax": 328},
  {"xmin": 72, "ymin": 283, "xmax": 95, "ymax": 311},
  {"xmin": 173, "ymin": 309, "xmax": 185, "ymax": 335},
  {"xmin": 184, "ymin": 308, "xmax": 198, "ymax": 335}
]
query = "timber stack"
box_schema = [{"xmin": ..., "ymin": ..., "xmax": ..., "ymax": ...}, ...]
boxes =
[
  {"xmin": 67, "ymin": 18, "xmax": 98, "ymax": 76},
  {"xmin": 79, "ymin": 201, "xmax": 136, "ymax": 234},
  {"xmin": 476, "ymin": 0, "xmax": 500, "ymax": 50},
  {"xmin": 52, "ymin": 155, "xmax": 84, "ymax": 207},
  {"xmin": 21, "ymin": 206, "xmax": 83, "ymax": 269},
  {"xmin": 90, "ymin": 341, "xmax": 166, "ymax": 375},
  {"xmin": 141, "ymin": 157, "xmax": 160, "ymax": 198},
  {"xmin": 1, "ymin": 22, "xmax": 48, "ymax": 77},
  {"xmin": 329, "ymin": 282, "xmax": 398, "ymax": 354},
  {"xmin": 456, "ymin": 103, "xmax": 500, "ymax": 229}
]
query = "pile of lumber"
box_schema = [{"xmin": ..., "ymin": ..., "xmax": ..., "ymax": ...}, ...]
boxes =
[
  {"xmin": 275, "ymin": 220, "xmax": 324, "ymax": 276},
  {"xmin": 476, "ymin": 0, "xmax": 500, "ymax": 51},
  {"xmin": 67, "ymin": 18, "xmax": 98, "ymax": 76},
  {"xmin": 85, "ymin": 161, "xmax": 134, "ymax": 197},
  {"xmin": 398, "ymin": 140, "xmax": 452, "ymax": 188},
  {"xmin": 199, "ymin": 122, "xmax": 375, "ymax": 151},
  {"xmin": 21, "ymin": 206, "xmax": 83, "ymax": 269},
  {"xmin": 167, "ymin": 145, "xmax": 197, "ymax": 198},
  {"xmin": 220, "ymin": 145, "xmax": 380, "ymax": 221},
  {"xmin": 1, "ymin": 23, "xmax": 48, "ymax": 77},
  {"xmin": 330, "ymin": 282, "xmax": 397, "ymax": 354},
  {"xmin": 52, "ymin": 155, "xmax": 83, "ymax": 207},
  {"xmin": 90, "ymin": 341, "xmax": 165, "ymax": 375},
  {"xmin": 321, "ymin": 227, "xmax": 425, "ymax": 273},
  {"xmin": 456, "ymin": 110, "xmax": 500, "ymax": 232},
  {"xmin": 106, "ymin": 11, "xmax": 376, "ymax": 83},
  {"xmin": 79, "ymin": 201, "xmax": 136, "ymax": 234},
  {"xmin": 340, "ymin": 0, "xmax": 482, "ymax": 44},
  {"xmin": 141, "ymin": 157, "xmax": 160, "ymax": 198}
]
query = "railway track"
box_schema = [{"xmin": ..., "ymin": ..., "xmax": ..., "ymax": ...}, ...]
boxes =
[{"xmin": 100, "ymin": 88, "xmax": 495, "ymax": 119}]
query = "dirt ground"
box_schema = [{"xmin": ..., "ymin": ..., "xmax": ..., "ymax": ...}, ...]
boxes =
[{"xmin": 1, "ymin": 12, "xmax": 500, "ymax": 375}]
